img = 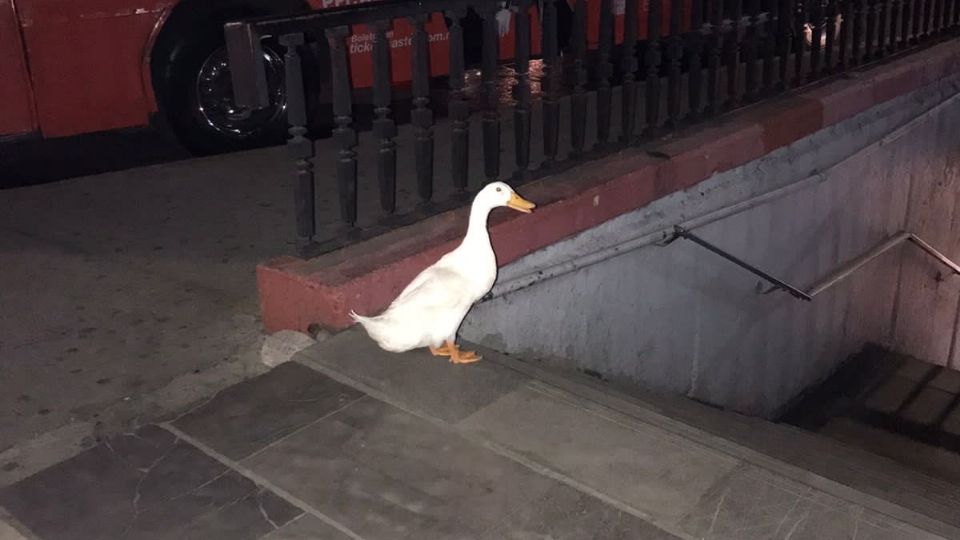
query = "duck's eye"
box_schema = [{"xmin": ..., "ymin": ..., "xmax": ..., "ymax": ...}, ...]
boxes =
[{"xmin": 496, "ymin": 187, "xmax": 502, "ymax": 192}]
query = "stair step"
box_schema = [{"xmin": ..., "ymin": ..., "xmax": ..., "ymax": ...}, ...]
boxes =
[
  {"xmin": 490, "ymin": 352, "xmax": 960, "ymax": 538},
  {"xmin": 821, "ymin": 417, "xmax": 960, "ymax": 485}
]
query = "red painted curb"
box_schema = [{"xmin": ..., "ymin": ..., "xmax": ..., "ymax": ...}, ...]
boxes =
[{"xmin": 259, "ymin": 40, "xmax": 960, "ymax": 334}]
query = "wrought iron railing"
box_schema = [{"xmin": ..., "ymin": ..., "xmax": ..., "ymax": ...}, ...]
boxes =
[{"xmin": 226, "ymin": 0, "xmax": 959, "ymax": 256}]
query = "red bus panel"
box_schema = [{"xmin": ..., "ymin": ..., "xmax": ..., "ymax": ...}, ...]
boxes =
[
  {"xmin": 0, "ymin": 0, "xmax": 37, "ymax": 136},
  {"xmin": 314, "ymin": 3, "xmax": 542, "ymax": 89},
  {"xmin": 14, "ymin": 0, "xmax": 168, "ymax": 137}
]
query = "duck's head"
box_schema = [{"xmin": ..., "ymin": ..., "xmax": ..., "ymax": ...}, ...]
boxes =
[{"xmin": 476, "ymin": 181, "xmax": 536, "ymax": 214}]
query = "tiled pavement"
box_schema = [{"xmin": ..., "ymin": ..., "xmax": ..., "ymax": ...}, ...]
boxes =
[{"xmin": 0, "ymin": 330, "xmax": 953, "ymax": 540}]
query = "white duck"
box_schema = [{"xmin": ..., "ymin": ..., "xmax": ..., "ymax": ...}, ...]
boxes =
[{"xmin": 350, "ymin": 181, "xmax": 536, "ymax": 364}]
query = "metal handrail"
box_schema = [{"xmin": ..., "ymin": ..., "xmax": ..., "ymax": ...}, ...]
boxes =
[
  {"xmin": 669, "ymin": 228, "xmax": 960, "ymax": 302},
  {"xmin": 805, "ymin": 232, "xmax": 960, "ymax": 297},
  {"xmin": 669, "ymin": 226, "xmax": 813, "ymax": 300}
]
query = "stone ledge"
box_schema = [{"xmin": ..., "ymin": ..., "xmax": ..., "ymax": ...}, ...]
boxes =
[{"xmin": 258, "ymin": 39, "xmax": 960, "ymax": 334}]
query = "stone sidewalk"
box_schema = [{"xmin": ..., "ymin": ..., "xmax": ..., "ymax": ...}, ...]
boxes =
[
  {"xmin": 0, "ymin": 145, "xmax": 293, "ymax": 457},
  {"xmin": 0, "ymin": 328, "xmax": 949, "ymax": 540}
]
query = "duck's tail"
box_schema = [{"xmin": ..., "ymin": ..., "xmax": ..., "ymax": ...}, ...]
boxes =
[
  {"xmin": 348, "ymin": 309, "xmax": 411, "ymax": 353},
  {"xmin": 349, "ymin": 309, "xmax": 385, "ymax": 340},
  {"xmin": 349, "ymin": 310, "xmax": 380, "ymax": 331}
]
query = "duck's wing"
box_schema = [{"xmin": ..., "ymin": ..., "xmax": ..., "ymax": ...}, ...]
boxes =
[
  {"xmin": 393, "ymin": 265, "xmax": 440, "ymax": 305},
  {"xmin": 385, "ymin": 266, "xmax": 470, "ymax": 315}
]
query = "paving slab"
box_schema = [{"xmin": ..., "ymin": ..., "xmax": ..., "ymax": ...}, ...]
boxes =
[
  {"xmin": 242, "ymin": 397, "xmax": 561, "ymax": 540},
  {"xmin": 458, "ymin": 383, "xmax": 739, "ymax": 528},
  {"xmin": 0, "ymin": 425, "xmax": 301, "ymax": 540},
  {"xmin": 478, "ymin": 481, "xmax": 681, "ymax": 540},
  {"xmin": 678, "ymin": 464, "xmax": 942, "ymax": 540},
  {"xmin": 260, "ymin": 515, "xmax": 354, "ymax": 540},
  {"xmin": 297, "ymin": 329, "xmax": 528, "ymax": 423},
  {"xmin": 171, "ymin": 362, "xmax": 363, "ymax": 461}
]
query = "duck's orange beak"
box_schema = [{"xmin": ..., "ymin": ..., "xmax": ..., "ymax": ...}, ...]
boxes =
[{"xmin": 506, "ymin": 192, "xmax": 536, "ymax": 213}]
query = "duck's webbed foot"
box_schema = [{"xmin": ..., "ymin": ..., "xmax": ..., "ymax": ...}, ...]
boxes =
[
  {"xmin": 445, "ymin": 340, "xmax": 482, "ymax": 364},
  {"xmin": 429, "ymin": 343, "xmax": 453, "ymax": 357}
]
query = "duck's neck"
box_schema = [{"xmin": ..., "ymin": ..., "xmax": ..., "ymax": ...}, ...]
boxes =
[{"xmin": 459, "ymin": 199, "xmax": 493, "ymax": 253}]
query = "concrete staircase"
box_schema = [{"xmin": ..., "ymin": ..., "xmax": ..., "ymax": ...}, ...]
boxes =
[
  {"xmin": 10, "ymin": 328, "xmax": 960, "ymax": 539},
  {"xmin": 297, "ymin": 330, "xmax": 960, "ymax": 539},
  {"xmin": 820, "ymin": 419, "xmax": 960, "ymax": 486},
  {"xmin": 777, "ymin": 346, "xmax": 960, "ymax": 518},
  {"xmin": 510, "ymin": 353, "xmax": 960, "ymax": 538}
]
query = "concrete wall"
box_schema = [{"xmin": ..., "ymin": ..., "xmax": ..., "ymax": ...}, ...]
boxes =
[{"xmin": 462, "ymin": 74, "xmax": 960, "ymax": 418}]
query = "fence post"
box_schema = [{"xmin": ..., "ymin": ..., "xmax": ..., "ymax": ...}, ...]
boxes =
[
  {"xmin": 326, "ymin": 26, "xmax": 358, "ymax": 227},
  {"xmin": 480, "ymin": 1, "xmax": 501, "ymax": 182},
  {"xmin": 570, "ymin": 0, "xmax": 589, "ymax": 155},
  {"xmin": 743, "ymin": 0, "xmax": 762, "ymax": 99},
  {"xmin": 645, "ymin": 0, "xmax": 663, "ymax": 133},
  {"xmin": 541, "ymin": 0, "xmax": 562, "ymax": 166},
  {"xmin": 708, "ymin": 0, "xmax": 724, "ymax": 110},
  {"xmin": 779, "ymin": 0, "xmax": 794, "ymax": 87},
  {"xmin": 280, "ymin": 32, "xmax": 315, "ymax": 254},
  {"xmin": 372, "ymin": 20, "xmax": 397, "ymax": 216},
  {"xmin": 596, "ymin": 0, "xmax": 615, "ymax": 147},
  {"xmin": 410, "ymin": 13, "xmax": 435, "ymax": 203},
  {"xmin": 514, "ymin": 0, "xmax": 533, "ymax": 179},
  {"xmin": 666, "ymin": 0, "xmax": 685, "ymax": 124},
  {"xmin": 825, "ymin": 0, "xmax": 838, "ymax": 70},
  {"xmin": 725, "ymin": 0, "xmax": 743, "ymax": 108},
  {"xmin": 621, "ymin": 0, "xmax": 640, "ymax": 141},
  {"xmin": 688, "ymin": 0, "xmax": 706, "ymax": 118},
  {"xmin": 762, "ymin": 0, "xmax": 778, "ymax": 92},
  {"xmin": 446, "ymin": 8, "xmax": 470, "ymax": 193},
  {"xmin": 810, "ymin": 0, "xmax": 824, "ymax": 78}
]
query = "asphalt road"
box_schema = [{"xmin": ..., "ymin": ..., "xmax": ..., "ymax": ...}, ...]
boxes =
[{"xmin": 0, "ymin": 128, "xmax": 192, "ymax": 189}]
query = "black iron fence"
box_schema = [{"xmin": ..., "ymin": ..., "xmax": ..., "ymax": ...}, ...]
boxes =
[{"xmin": 226, "ymin": 0, "xmax": 959, "ymax": 256}]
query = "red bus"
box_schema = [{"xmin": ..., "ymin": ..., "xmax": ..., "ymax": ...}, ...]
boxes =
[{"xmin": 0, "ymin": 0, "xmax": 680, "ymax": 155}]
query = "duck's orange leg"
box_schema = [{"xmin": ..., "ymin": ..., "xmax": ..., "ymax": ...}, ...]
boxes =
[
  {"xmin": 429, "ymin": 343, "xmax": 453, "ymax": 356},
  {"xmin": 446, "ymin": 340, "xmax": 482, "ymax": 364}
]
